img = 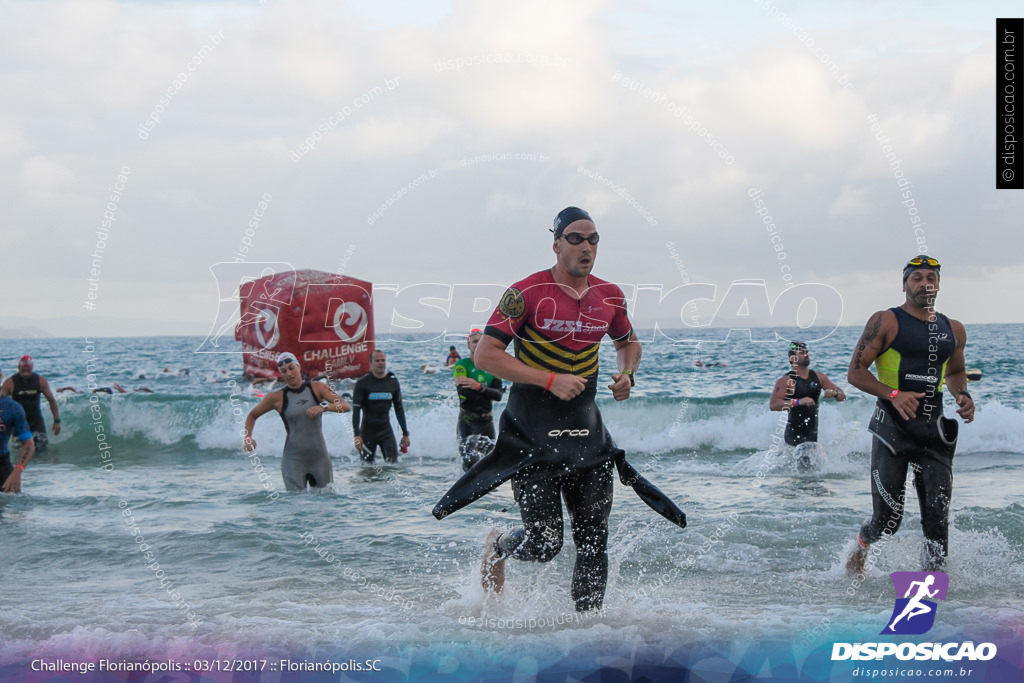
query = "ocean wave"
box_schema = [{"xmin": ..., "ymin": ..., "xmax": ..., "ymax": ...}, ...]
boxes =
[{"xmin": 31, "ymin": 392, "xmax": 1024, "ymax": 469}]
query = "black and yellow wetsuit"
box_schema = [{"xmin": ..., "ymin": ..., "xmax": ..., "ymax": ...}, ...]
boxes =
[{"xmin": 859, "ymin": 306, "xmax": 958, "ymax": 567}]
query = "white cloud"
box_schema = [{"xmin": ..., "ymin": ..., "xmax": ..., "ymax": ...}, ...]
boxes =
[
  {"xmin": 827, "ymin": 184, "xmax": 871, "ymax": 218},
  {"xmin": 0, "ymin": 0, "xmax": 1022, "ymax": 334},
  {"xmin": 18, "ymin": 156, "xmax": 77, "ymax": 198}
]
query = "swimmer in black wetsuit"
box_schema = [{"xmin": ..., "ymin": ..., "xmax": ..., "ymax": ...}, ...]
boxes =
[
  {"xmin": 351, "ymin": 350, "xmax": 409, "ymax": 463},
  {"xmin": 243, "ymin": 352, "xmax": 350, "ymax": 491},
  {"xmin": 453, "ymin": 329, "xmax": 505, "ymax": 471},
  {"xmin": 434, "ymin": 207, "xmax": 686, "ymax": 613},
  {"xmin": 844, "ymin": 256, "xmax": 974, "ymax": 575},
  {"xmin": 769, "ymin": 341, "xmax": 846, "ymax": 446},
  {"xmin": 2, "ymin": 355, "xmax": 60, "ymax": 452},
  {"xmin": 86, "ymin": 384, "xmax": 153, "ymax": 394}
]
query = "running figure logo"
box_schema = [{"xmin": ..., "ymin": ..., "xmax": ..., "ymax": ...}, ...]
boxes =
[{"xmin": 882, "ymin": 571, "xmax": 948, "ymax": 635}]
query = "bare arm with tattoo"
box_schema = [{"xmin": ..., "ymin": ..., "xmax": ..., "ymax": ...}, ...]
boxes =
[{"xmin": 848, "ymin": 309, "xmax": 924, "ymax": 420}]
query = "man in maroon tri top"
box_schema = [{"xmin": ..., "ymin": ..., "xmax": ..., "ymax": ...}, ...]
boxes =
[
  {"xmin": 434, "ymin": 206, "xmax": 656, "ymax": 612},
  {"xmin": 844, "ymin": 255, "xmax": 974, "ymax": 576}
]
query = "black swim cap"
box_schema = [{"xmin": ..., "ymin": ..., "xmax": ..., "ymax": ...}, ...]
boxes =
[
  {"xmin": 552, "ymin": 206, "xmax": 593, "ymax": 239},
  {"xmin": 788, "ymin": 341, "xmax": 807, "ymax": 357}
]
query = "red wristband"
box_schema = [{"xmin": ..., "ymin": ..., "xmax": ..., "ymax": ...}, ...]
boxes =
[
  {"xmin": 545, "ymin": 372, "xmax": 555, "ymax": 391},
  {"xmin": 15, "ymin": 464, "xmax": 25, "ymax": 471},
  {"xmin": 889, "ymin": 389, "xmax": 900, "ymax": 401}
]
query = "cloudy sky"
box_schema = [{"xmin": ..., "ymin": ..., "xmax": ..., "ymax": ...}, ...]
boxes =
[{"xmin": 2, "ymin": 0, "xmax": 1022, "ymax": 338}]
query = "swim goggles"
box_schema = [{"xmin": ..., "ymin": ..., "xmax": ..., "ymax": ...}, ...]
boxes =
[
  {"xmin": 560, "ymin": 232, "xmax": 600, "ymax": 245},
  {"xmin": 906, "ymin": 255, "xmax": 940, "ymax": 269},
  {"xmin": 276, "ymin": 351, "xmax": 299, "ymax": 367},
  {"xmin": 903, "ymin": 255, "xmax": 940, "ymax": 281}
]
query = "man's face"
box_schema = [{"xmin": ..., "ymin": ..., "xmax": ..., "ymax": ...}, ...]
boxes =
[
  {"xmin": 903, "ymin": 269, "xmax": 939, "ymax": 308},
  {"xmin": 466, "ymin": 333, "xmax": 481, "ymax": 356},
  {"xmin": 553, "ymin": 220, "xmax": 598, "ymax": 279},
  {"xmin": 789, "ymin": 348, "xmax": 810, "ymax": 367},
  {"xmin": 18, "ymin": 363, "xmax": 32, "ymax": 377},
  {"xmin": 371, "ymin": 352, "xmax": 387, "ymax": 377}
]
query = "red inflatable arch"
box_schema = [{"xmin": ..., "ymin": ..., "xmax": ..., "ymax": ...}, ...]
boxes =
[{"xmin": 234, "ymin": 269, "xmax": 374, "ymax": 380}]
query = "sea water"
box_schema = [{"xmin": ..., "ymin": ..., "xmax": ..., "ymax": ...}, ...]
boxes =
[{"xmin": 1, "ymin": 327, "xmax": 1021, "ymax": 681}]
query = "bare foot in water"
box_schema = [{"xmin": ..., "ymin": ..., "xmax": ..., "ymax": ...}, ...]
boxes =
[
  {"xmin": 845, "ymin": 541, "xmax": 868, "ymax": 577},
  {"xmin": 481, "ymin": 529, "xmax": 507, "ymax": 594}
]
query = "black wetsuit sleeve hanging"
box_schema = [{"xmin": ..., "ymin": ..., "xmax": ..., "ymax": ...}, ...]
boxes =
[
  {"xmin": 351, "ymin": 377, "xmax": 366, "ymax": 437},
  {"xmin": 392, "ymin": 378, "xmax": 409, "ymax": 436},
  {"xmin": 479, "ymin": 377, "xmax": 505, "ymax": 402}
]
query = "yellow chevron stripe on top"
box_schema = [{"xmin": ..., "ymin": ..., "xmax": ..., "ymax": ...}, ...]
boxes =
[
  {"xmin": 521, "ymin": 326, "xmax": 600, "ymax": 361},
  {"xmin": 516, "ymin": 325, "xmax": 601, "ymax": 376}
]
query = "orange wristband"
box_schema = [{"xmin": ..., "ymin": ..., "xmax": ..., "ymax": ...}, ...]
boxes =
[
  {"xmin": 545, "ymin": 372, "xmax": 555, "ymax": 391},
  {"xmin": 15, "ymin": 464, "xmax": 25, "ymax": 471}
]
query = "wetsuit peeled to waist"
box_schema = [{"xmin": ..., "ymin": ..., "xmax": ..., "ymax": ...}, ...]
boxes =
[{"xmin": 786, "ymin": 370, "xmax": 821, "ymax": 446}]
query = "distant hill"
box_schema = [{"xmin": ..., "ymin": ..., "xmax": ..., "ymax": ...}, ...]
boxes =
[
  {"xmin": 0, "ymin": 326, "xmax": 52, "ymax": 339},
  {"xmin": 0, "ymin": 316, "xmax": 208, "ymax": 338}
]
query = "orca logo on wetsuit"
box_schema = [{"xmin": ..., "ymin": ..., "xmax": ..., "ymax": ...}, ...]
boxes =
[{"xmin": 547, "ymin": 429, "xmax": 591, "ymax": 438}]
